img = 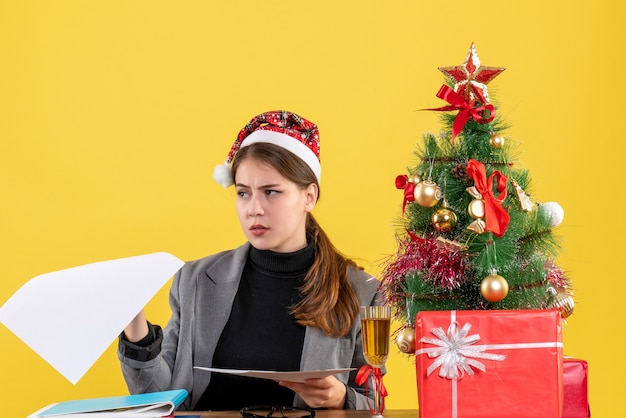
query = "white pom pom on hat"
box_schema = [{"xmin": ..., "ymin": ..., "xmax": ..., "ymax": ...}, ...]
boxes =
[
  {"xmin": 213, "ymin": 110, "xmax": 321, "ymax": 188},
  {"xmin": 213, "ymin": 162, "xmax": 234, "ymax": 188}
]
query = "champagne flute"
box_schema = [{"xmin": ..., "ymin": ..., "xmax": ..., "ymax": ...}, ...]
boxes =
[{"xmin": 360, "ymin": 305, "xmax": 391, "ymax": 418}]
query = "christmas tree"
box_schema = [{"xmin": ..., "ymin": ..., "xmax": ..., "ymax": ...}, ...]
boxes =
[{"xmin": 381, "ymin": 43, "xmax": 575, "ymax": 354}]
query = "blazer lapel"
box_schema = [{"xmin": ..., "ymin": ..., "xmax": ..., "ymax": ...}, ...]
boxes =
[{"xmin": 191, "ymin": 244, "xmax": 250, "ymax": 405}]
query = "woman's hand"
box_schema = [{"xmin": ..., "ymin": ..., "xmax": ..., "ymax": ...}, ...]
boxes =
[
  {"xmin": 123, "ymin": 309, "xmax": 149, "ymax": 342},
  {"xmin": 278, "ymin": 375, "xmax": 347, "ymax": 409}
]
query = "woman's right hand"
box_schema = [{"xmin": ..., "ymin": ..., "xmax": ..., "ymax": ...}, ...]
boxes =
[{"xmin": 123, "ymin": 309, "xmax": 149, "ymax": 342}]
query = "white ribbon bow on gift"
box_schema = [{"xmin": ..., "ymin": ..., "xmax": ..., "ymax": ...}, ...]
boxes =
[{"xmin": 418, "ymin": 321, "xmax": 506, "ymax": 379}]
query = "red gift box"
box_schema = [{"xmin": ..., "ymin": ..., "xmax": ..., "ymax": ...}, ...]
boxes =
[
  {"xmin": 415, "ymin": 310, "xmax": 563, "ymax": 418},
  {"xmin": 563, "ymin": 357, "xmax": 590, "ymax": 418}
]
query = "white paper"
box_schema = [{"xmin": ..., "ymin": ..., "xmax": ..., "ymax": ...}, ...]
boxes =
[
  {"xmin": 194, "ymin": 367, "xmax": 356, "ymax": 383},
  {"xmin": 0, "ymin": 252, "xmax": 184, "ymax": 384}
]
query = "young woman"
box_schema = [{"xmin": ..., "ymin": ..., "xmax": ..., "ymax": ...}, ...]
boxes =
[{"xmin": 118, "ymin": 111, "xmax": 383, "ymax": 411}]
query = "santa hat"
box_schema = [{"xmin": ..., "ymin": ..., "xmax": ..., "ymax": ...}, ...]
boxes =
[{"xmin": 213, "ymin": 110, "xmax": 321, "ymax": 188}]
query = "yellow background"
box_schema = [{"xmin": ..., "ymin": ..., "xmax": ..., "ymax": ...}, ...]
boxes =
[{"xmin": 1, "ymin": 1, "xmax": 622, "ymax": 417}]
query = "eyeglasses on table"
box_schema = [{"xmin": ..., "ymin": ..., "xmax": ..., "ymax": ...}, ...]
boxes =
[{"xmin": 240, "ymin": 405, "xmax": 316, "ymax": 418}]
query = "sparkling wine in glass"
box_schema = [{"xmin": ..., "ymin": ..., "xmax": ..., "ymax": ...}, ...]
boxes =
[{"xmin": 360, "ymin": 305, "xmax": 391, "ymax": 417}]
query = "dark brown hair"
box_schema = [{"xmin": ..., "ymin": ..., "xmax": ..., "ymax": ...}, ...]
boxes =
[{"xmin": 231, "ymin": 142, "xmax": 360, "ymax": 337}]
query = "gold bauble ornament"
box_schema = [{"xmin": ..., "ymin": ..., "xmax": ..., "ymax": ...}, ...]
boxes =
[
  {"xmin": 549, "ymin": 290, "xmax": 575, "ymax": 318},
  {"xmin": 432, "ymin": 207, "xmax": 458, "ymax": 232},
  {"xmin": 480, "ymin": 273, "xmax": 509, "ymax": 302},
  {"xmin": 395, "ymin": 326, "xmax": 416, "ymax": 354},
  {"xmin": 408, "ymin": 174, "xmax": 422, "ymax": 184},
  {"xmin": 413, "ymin": 179, "xmax": 442, "ymax": 207},
  {"xmin": 489, "ymin": 134, "xmax": 505, "ymax": 148}
]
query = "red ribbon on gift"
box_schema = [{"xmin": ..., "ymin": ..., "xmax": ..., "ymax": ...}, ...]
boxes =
[
  {"xmin": 395, "ymin": 175, "xmax": 415, "ymax": 214},
  {"xmin": 426, "ymin": 85, "xmax": 496, "ymax": 140},
  {"xmin": 467, "ymin": 159, "xmax": 510, "ymax": 237},
  {"xmin": 356, "ymin": 365, "xmax": 388, "ymax": 414}
]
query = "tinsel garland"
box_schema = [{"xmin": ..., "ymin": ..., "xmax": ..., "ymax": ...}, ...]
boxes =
[
  {"xmin": 544, "ymin": 261, "xmax": 570, "ymax": 291},
  {"xmin": 381, "ymin": 233, "xmax": 472, "ymax": 305}
]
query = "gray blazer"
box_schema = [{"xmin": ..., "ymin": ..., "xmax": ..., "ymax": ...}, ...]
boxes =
[{"xmin": 118, "ymin": 243, "xmax": 383, "ymax": 410}]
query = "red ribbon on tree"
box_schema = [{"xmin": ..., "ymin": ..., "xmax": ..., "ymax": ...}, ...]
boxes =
[
  {"xmin": 466, "ymin": 159, "xmax": 510, "ymax": 237},
  {"xmin": 426, "ymin": 85, "xmax": 496, "ymax": 141},
  {"xmin": 395, "ymin": 175, "xmax": 416, "ymax": 214},
  {"xmin": 356, "ymin": 365, "xmax": 388, "ymax": 414}
]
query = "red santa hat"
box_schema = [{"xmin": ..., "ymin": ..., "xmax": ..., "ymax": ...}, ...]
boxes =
[{"xmin": 213, "ymin": 110, "xmax": 321, "ymax": 188}]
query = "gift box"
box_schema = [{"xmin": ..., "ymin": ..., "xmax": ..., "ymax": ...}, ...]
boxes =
[
  {"xmin": 563, "ymin": 357, "xmax": 590, "ymax": 418},
  {"xmin": 415, "ymin": 310, "xmax": 563, "ymax": 418}
]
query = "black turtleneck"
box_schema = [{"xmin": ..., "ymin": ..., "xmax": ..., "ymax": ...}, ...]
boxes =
[{"xmin": 196, "ymin": 241, "xmax": 315, "ymax": 410}]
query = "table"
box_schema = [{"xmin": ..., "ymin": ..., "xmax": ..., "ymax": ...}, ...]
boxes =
[{"xmin": 175, "ymin": 411, "xmax": 419, "ymax": 418}]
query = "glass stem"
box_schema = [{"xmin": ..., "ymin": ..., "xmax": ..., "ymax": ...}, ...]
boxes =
[{"xmin": 370, "ymin": 372, "xmax": 383, "ymax": 417}]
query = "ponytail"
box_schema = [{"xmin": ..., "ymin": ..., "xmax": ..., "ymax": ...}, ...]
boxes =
[{"xmin": 290, "ymin": 214, "xmax": 361, "ymax": 337}]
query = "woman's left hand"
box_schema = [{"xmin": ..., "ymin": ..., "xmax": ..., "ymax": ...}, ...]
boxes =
[{"xmin": 278, "ymin": 375, "xmax": 346, "ymax": 409}]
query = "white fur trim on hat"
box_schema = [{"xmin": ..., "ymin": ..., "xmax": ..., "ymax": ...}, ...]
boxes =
[{"xmin": 242, "ymin": 130, "xmax": 322, "ymax": 183}]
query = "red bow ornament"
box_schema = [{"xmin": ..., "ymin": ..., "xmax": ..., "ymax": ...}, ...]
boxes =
[
  {"xmin": 395, "ymin": 174, "xmax": 417, "ymax": 214},
  {"xmin": 427, "ymin": 85, "xmax": 496, "ymax": 141},
  {"xmin": 356, "ymin": 365, "xmax": 388, "ymax": 414},
  {"xmin": 466, "ymin": 159, "xmax": 510, "ymax": 237}
]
